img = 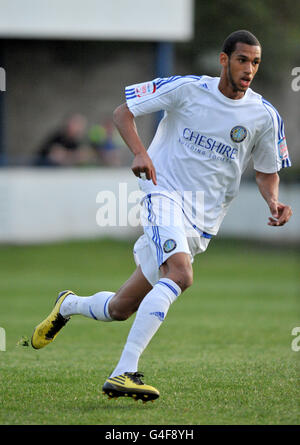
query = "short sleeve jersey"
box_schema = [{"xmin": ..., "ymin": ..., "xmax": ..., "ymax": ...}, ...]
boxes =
[{"xmin": 125, "ymin": 75, "xmax": 291, "ymax": 235}]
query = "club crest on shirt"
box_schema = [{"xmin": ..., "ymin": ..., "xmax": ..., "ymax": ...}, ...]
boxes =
[
  {"xmin": 135, "ymin": 82, "xmax": 156, "ymax": 98},
  {"xmin": 230, "ymin": 126, "xmax": 248, "ymax": 143},
  {"xmin": 163, "ymin": 239, "xmax": 177, "ymax": 253}
]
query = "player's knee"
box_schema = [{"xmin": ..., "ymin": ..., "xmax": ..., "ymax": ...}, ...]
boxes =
[
  {"xmin": 162, "ymin": 253, "xmax": 193, "ymax": 292},
  {"xmin": 163, "ymin": 265, "xmax": 193, "ymax": 292},
  {"xmin": 174, "ymin": 268, "xmax": 193, "ymax": 291}
]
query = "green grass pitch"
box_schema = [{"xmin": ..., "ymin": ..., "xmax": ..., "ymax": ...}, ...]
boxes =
[{"xmin": 0, "ymin": 238, "xmax": 299, "ymax": 425}]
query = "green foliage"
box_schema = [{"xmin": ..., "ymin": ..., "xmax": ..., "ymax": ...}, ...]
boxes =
[{"xmin": 178, "ymin": 0, "xmax": 300, "ymax": 82}]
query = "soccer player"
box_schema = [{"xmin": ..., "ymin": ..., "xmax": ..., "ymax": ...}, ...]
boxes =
[{"xmin": 31, "ymin": 30, "xmax": 292, "ymax": 403}]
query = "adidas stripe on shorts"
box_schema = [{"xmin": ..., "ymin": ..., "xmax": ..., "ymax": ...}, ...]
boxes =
[{"xmin": 133, "ymin": 194, "xmax": 212, "ymax": 286}]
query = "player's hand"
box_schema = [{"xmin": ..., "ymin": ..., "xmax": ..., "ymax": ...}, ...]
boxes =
[
  {"xmin": 131, "ymin": 152, "xmax": 157, "ymax": 185},
  {"xmin": 268, "ymin": 201, "xmax": 292, "ymax": 226}
]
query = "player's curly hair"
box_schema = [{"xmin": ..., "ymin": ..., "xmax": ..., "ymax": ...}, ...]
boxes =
[{"xmin": 222, "ymin": 30, "xmax": 261, "ymax": 57}]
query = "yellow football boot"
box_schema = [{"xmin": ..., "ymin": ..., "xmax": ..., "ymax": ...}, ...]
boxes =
[
  {"xmin": 31, "ymin": 290, "xmax": 74, "ymax": 349},
  {"xmin": 102, "ymin": 372, "xmax": 160, "ymax": 403}
]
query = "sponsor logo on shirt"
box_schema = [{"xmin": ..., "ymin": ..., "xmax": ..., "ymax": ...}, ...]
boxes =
[
  {"xmin": 230, "ymin": 126, "xmax": 248, "ymax": 143},
  {"xmin": 135, "ymin": 82, "xmax": 156, "ymax": 98},
  {"xmin": 181, "ymin": 128, "xmax": 238, "ymax": 160},
  {"xmin": 278, "ymin": 137, "xmax": 288, "ymax": 160}
]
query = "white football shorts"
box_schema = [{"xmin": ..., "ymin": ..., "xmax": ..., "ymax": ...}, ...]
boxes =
[{"xmin": 133, "ymin": 194, "xmax": 212, "ymax": 286}]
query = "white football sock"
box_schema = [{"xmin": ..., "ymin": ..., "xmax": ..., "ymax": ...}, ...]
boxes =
[
  {"xmin": 60, "ymin": 291, "xmax": 114, "ymax": 322},
  {"xmin": 110, "ymin": 278, "xmax": 181, "ymax": 377}
]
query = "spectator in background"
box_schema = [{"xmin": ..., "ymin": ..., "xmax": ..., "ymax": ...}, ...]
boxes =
[
  {"xmin": 34, "ymin": 113, "xmax": 88, "ymax": 167},
  {"xmin": 88, "ymin": 118, "xmax": 125, "ymax": 167}
]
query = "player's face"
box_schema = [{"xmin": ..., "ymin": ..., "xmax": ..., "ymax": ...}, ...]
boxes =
[{"xmin": 221, "ymin": 43, "xmax": 261, "ymax": 95}]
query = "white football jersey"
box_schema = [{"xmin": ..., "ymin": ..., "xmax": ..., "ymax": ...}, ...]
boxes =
[{"xmin": 125, "ymin": 75, "xmax": 291, "ymax": 235}]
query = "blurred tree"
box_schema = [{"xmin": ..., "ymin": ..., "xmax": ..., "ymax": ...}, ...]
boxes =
[{"xmin": 177, "ymin": 0, "xmax": 300, "ymax": 83}]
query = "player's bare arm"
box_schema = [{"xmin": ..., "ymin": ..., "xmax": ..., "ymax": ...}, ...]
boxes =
[
  {"xmin": 255, "ymin": 171, "xmax": 292, "ymax": 226},
  {"xmin": 113, "ymin": 103, "xmax": 157, "ymax": 185}
]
